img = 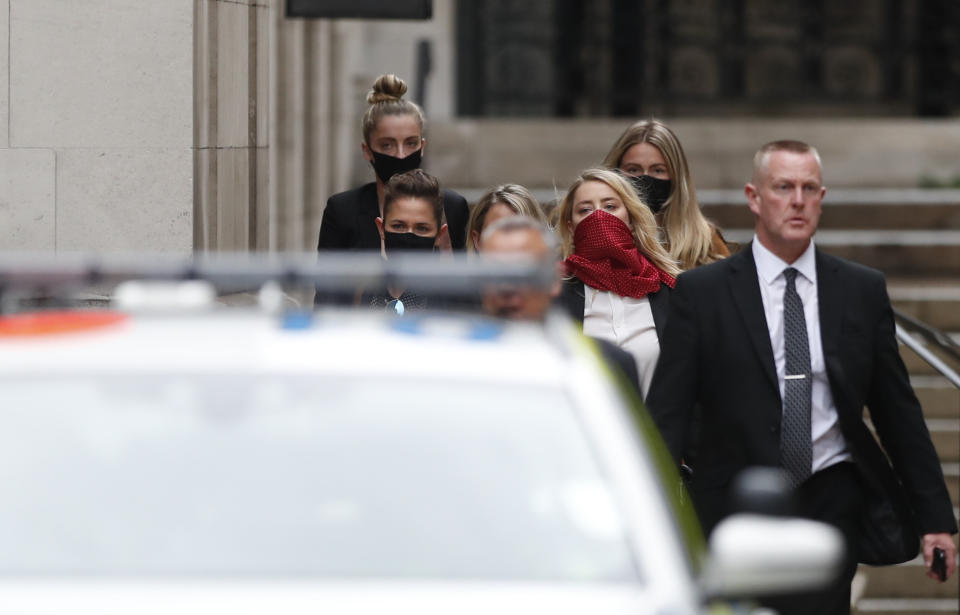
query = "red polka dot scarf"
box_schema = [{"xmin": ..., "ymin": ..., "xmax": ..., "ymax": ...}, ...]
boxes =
[{"xmin": 564, "ymin": 209, "xmax": 676, "ymax": 298}]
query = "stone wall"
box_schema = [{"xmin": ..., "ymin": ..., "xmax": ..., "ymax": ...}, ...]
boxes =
[
  {"xmin": 1, "ymin": 0, "xmax": 193, "ymax": 253},
  {"xmin": 3, "ymin": 1, "xmax": 954, "ymax": 255},
  {"xmin": 427, "ymin": 118, "xmax": 960, "ymax": 193}
]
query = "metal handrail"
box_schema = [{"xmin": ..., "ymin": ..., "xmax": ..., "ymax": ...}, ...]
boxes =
[
  {"xmin": 894, "ymin": 309, "xmax": 960, "ymax": 362},
  {"xmin": 894, "ymin": 310, "xmax": 960, "ymax": 389}
]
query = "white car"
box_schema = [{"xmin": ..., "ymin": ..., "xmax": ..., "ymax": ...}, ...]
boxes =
[{"xmin": 0, "ymin": 265, "xmax": 841, "ymax": 614}]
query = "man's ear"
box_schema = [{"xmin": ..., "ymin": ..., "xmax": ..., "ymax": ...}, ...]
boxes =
[
  {"xmin": 361, "ymin": 141, "xmax": 374, "ymax": 163},
  {"xmin": 745, "ymin": 183, "xmax": 761, "ymax": 217}
]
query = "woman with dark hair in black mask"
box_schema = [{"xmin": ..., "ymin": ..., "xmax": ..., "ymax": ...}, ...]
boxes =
[
  {"xmin": 602, "ymin": 118, "xmax": 730, "ymax": 270},
  {"xmin": 361, "ymin": 169, "xmax": 448, "ymax": 313},
  {"xmin": 317, "ymin": 74, "xmax": 469, "ymax": 253}
]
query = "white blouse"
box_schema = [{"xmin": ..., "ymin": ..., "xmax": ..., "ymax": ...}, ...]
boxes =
[{"xmin": 581, "ymin": 284, "xmax": 659, "ymax": 398}]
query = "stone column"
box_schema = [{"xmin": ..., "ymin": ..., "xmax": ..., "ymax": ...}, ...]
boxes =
[
  {"xmin": 196, "ymin": 0, "xmax": 458, "ymax": 253},
  {"xmin": 194, "ymin": 0, "xmax": 269, "ymax": 251},
  {"xmin": 267, "ymin": 1, "xmax": 343, "ymax": 252},
  {"xmin": 195, "ymin": 0, "xmax": 339, "ymax": 253}
]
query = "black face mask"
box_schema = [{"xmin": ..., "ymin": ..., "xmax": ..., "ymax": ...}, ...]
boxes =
[
  {"xmin": 629, "ymin": 174, "xmax": 673, "ymax": 215},
  {"xmin": 370, "ymin": 148, "xmax": 422, "ymax": 184},
  {"xmin": 383, "ymin": 231, "xmax": 436, "ymax": 253}
]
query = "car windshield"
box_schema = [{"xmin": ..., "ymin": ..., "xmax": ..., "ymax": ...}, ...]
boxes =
[{"xmin": 0, "ymin": 374, "xmax": 640, "ymax": 582}]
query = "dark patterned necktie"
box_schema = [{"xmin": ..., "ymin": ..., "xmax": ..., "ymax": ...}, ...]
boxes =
[{"xmin": 781, "ymin": 267, "xmax": 812, "ymax": 488}]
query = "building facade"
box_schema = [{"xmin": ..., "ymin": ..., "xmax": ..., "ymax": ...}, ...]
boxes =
[{"xmin": 1, "ymin": 0, "xmax": 957, "ymax": 254}]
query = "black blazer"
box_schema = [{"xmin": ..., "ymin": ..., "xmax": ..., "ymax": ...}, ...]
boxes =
[
  {"xmin": 555, "ymin": 276, "xmax": 672, "ymax": 342},
  {"xmin": 645, "ymin": 244, "xmax": 957, "ymax": 556},
  {"xmin": 317, "ymin": 182, "xmax": 470, "ymax": 251}
]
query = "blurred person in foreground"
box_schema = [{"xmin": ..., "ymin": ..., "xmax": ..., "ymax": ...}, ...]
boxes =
[
  {"xmin": 646, "ymin": 140, "xmax": 957, "ymax": 615},
  {"xmin": 479, "ymin": 216, "xmax": 640, "ymax": 396},
  {"xmin": 361, "ymin": 170, "xmax": 448, "ymax": 313},
  {"xmin": 556, "ymin": 168, "xmax": 681, "ymax": 399},
  {"xmin": 465, "ymin": 184, "xmax": 547, "ymax": 253},
  {"xmin": 603, "ymin": 118, "xmax": 730, "ymax": 269}
]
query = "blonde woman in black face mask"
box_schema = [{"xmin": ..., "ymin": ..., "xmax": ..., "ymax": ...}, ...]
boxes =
[
  {"xmin": 317, "ymin": 74, "xmax": 469, "ymax": 254},
  {"xmin": 603, "ymin": 118, "xmax": 730, "ymax": 270}
]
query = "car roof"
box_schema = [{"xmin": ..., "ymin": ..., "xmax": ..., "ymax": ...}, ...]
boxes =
[{"xmin": 0, "ymin": 308, "xmax": 575, "ymax": 385}]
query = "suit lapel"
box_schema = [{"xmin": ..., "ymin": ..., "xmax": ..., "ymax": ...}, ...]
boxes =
[
  {"xmin": 728, "ymin": 245, "xmax": 779, "ymax": 393},
  {"xmin": 817, "ymin": 250, "xmax": 843, "ymax": 356},
  {"xmin": 816, "ymin": 249, "xmax": 847, "ymax": 410},
  {"xmin": 649, "ymin": 284, "xmax": 670, "ymax": 341}
]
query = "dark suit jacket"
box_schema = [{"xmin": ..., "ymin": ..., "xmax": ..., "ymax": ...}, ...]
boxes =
[
  {"xmin": 555, "ymin": 276, "xmax": 672, "ymax": 342},
  {"xmin": 646, "ymin": 243, "xmax": 957, "ymax": 550},
  {"xmin": 317, "ymin": 182, "xmax": 470, "ymax": 251}
]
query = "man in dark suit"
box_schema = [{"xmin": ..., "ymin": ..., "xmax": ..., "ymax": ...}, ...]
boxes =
[{"xmin": 646, "ymin": 140, "xmax": 956, "ymax": 614}]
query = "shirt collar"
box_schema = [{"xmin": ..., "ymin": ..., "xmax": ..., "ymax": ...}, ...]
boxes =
[{"xmin": 752, "ymin": 236, "xmax": 817, "ymax": 285}]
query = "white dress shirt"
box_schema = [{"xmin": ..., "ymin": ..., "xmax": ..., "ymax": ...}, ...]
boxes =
[
  {"xmin": 752, "ymin": 238, "xmax": 851, "ymax": 474},
  {"xmin": 582, "ymin": 285, "xmax": 659, "ymax": 398}
]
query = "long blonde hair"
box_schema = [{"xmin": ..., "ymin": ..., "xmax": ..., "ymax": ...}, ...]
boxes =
[
  {"xmin": 557, "ymin": 168, "xmax": 681, "ymax": 278},
  {"xmin": 603, "ymin": 118, "xmax": 724, "ymax": 270}
]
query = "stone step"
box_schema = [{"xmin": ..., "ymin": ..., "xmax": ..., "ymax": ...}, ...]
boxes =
[
  {"xmin": 889, "ymin": 281, "xmax": 960, "ymax": 332},
  {"xmin": 859, "ymin": 556, "xmax": 959, "ymax": 600},
  {"xmin": 456, "ymin": 188, "xmax": 960, "ymax": 215},
  {"xmin": 697, "ymin": 189, "xmax": 960, "ymax": 230},
  {"xmin": 433, "ymin": 120, "xmax": 960, "ymax": 191},
  {"xmin": 815, "ymin": 241, "xmax": 960, "ymax": 280},
  {"xmin": 855, "ymin": 598, "xmax": 960, "ymax": 614},
  {"xmin": 913, "ymin": 376, "xmax": 960, "ymax": 420},
  {"xmin": 721, "ymin": 229, "xmax": 960, "ymax": 278},
  {"xmin": 903, "ymin": 344, "xmax": 960, "ymax": 378}
]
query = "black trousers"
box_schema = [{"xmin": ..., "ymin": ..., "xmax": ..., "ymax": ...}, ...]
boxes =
[{"xmin": 761, "ymin": 462, "xmax": 863, "ymax": 615}]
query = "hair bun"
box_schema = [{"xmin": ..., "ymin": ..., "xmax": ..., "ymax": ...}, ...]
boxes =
[{"xmin": 367, "ymin": 74, "xmax": 407, "ymax": 104}]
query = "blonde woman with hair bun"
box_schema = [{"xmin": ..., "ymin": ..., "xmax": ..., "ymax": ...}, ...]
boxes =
[
  {"xmin": 556, "ymin": 168, "xmax": 679, "ymax": 398},
  {"xmin": 603, "ymin": 118, "xmax": 730, "ymax": 270},
  {"xmin": 316, "ymin": 73, "xmax": 469, "ymax": 256},
  {"xmin": 466, "ymin": 184, "xmax": 547, "ymax": 252}
]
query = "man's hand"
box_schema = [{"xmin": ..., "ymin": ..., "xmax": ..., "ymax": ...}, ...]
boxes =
[{"xmin": 922, "ymin": 533, "xmax": 957, "ymax": 581}]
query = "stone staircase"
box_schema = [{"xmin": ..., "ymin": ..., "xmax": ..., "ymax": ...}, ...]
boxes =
[
  {"xmin": 698, "ymin": 189, "xmax": 960, "ymax": 278},
  {"xmin": 699, "ymin": 190, "xmax": 960, "ymax": 615}
]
